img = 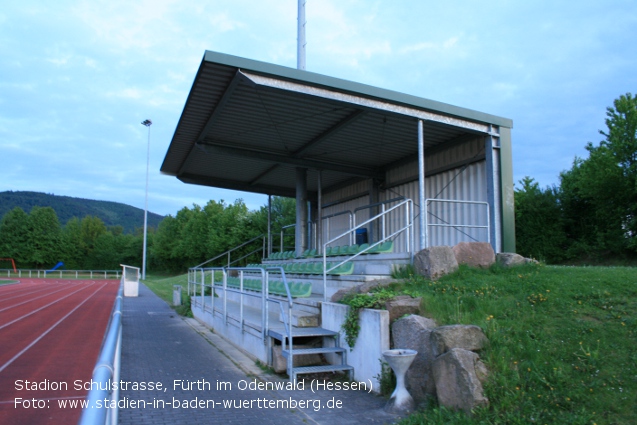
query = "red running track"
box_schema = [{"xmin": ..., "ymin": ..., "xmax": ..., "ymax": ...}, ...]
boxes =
[{"xmin": 0, "ymin": 278, "xmax": 119, "ymax": 424}]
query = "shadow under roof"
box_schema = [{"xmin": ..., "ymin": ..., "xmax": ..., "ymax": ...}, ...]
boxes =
[{"xmin": 161, "ymin": 50, "xmax": 512, "ymax": 199}]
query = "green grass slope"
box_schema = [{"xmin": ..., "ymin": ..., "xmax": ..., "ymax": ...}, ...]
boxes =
[{"xmin": 389, "ymin": 264, "xmax": 636, "ymax": 424}]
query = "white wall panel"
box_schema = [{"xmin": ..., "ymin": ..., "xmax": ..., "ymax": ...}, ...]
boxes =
[
  {"xmin": 319, "ymin": 137, "xmax": 490, "ymax": 254},
  {"xmin": 383, "ymin": 161, "xmax": 488, "ymax": 252}
]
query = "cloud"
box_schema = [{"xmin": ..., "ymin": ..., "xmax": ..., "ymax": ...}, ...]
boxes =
[{"xmin": 209, "ymin": 12, "xmax": 246, "ymax": 33}]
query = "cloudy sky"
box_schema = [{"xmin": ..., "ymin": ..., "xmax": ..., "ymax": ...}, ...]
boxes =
[{"xmin": 1, "ymin": 0, "xmax": 636, "ymax": 217}]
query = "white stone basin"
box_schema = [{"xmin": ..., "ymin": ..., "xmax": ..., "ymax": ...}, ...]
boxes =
[{"xmin": 382, "ymin": 349, "xmax": 418, "ymax": 414}]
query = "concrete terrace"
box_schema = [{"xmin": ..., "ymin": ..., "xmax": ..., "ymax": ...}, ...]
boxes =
[{"xmin": 119, "ymin": 283, "xmax": 400, "ymax": 425}]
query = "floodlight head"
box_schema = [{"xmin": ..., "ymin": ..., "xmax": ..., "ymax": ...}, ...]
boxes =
[{"xmin": 141, "ymin": 119, "xmax": 152, "ymax": 127}]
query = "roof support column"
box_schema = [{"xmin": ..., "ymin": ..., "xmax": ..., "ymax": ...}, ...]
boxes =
[
  {"xmin": 369, "ymin": 179, "xmax": 380, "ymax": 244},
  {"xmin": 417, "ymin": 120, "xmax": 427, "ymax": 251},
  {"xmin": 267, "ymin": 195, "xmax": 272, "ymax": 257},
  {"xmin": 317, "ymin": 170, "xmax": 323, "ymax": 254},
  {"xmin": 485, "ymin": 128, "xmax": 502, "ymax": 253},
  {"xmin": 295, "ymin": 167, "xmax": 308, "ymax": 255}
]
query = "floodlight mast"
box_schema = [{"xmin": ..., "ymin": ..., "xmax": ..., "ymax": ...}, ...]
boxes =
[
  {"xmin": 297, "ymin": 0, "xmax": 306, "ymax": 70},
  {"xmin": 141, "ymin": 119, "xmax": 152, "ymax": 280}
]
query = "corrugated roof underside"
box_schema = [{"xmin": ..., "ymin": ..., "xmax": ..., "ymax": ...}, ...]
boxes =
[{"xmin": 162, "ymin": 55, "xmax": 502, "ymax": 196}]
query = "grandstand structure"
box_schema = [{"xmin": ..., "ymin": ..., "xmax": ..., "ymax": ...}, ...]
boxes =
[{"xmin": 160, "ymin": 50, "xmax": 514, "ymax": 382}]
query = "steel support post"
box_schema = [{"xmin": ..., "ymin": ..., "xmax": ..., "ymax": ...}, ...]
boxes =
[
  {"xmin": 417, "ymin": 120, "xmax": 426, "ymax": 251},
  {"xmin": 317, "ymin": 170, "xmax": 323, "ymax": 254},
  {"xmin": 485, "ymin": 126, "xmax": 502, "ymax": 253},
  {"xmin": 295, "ymin": 167, "xmax": 308, "ymax": 255}
]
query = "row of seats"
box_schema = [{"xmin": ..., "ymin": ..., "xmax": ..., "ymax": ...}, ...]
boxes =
[
  {"xmin": 214, "ymin": 276, "xmax": 312, "ymax": 298},
  {"xmin": 267, "ymin": 240, "xmax": 394, "ymax": 260},
  {"xmin": 247, "ymin": 261, "xmax": 355, "ymax": 275}
]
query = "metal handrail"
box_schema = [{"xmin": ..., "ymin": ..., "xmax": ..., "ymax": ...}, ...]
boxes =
[
  {"xmin": 193, "ymin": 234, "xmax": 265, "ymax": 269},
  {"xmin": 280, "ymin": 224, "xmax": 296, "ymax": 253},
  {"xmin": 187, "ymin": 266, "xmax": 293, "ymax": 356},
  {"xmin": 77, "ymin": 275, "xmax": 124, "ymax": 425},
  {"xmin": 322, "ymin": 198, "xmax": 414, "ymax": 300},
  {"xmin": 424, "ymin": 199, "xmax": 490, "ymax": 248},
  {"xmin": 321, "ymin": 210, "xmax": 354, "ymax": 247},
  {"xmin": 353, "ymin": 196, "xmax": 406, "ymax": 243}
]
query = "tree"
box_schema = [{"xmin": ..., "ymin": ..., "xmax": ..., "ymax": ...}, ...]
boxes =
[
  {"xmin": 61, "ymin": 217, "xmax": 84, "ymax": 269},
  {"xmin": 80, "ymin": 216, "xmax": 108, "ymax": 258},
  {"xmin": 27, "ymin": 206, "xmax": 62, "ymax": 268},
  {"xmin": 599, "ymin": 93, "xmax": 637, "ymax": 248},
  {"xmin": 0, "ymin": 207, "xmax": 30, "ymax": 266},
  {"xmin": 558, "ymin": 93, "xmax": 637, "ymax": 257},
  {"xmin": 514, "ymin": 177, "xmax": 566, "ymax": 262},
  {"xmin": 252, "ymin": 196, "xmax": 296, "ymax": 251},
  {"xmin": 151, "ymin": 215, "xmax": 183, "ymax": 272}
]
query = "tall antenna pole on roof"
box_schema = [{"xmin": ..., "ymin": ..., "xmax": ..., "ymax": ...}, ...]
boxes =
[{"xmin": 297, "ymin": 0, "xmax": 306, "ymax": 70}]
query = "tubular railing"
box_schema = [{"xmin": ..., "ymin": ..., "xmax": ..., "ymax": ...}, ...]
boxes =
[
  {"xmin": 321, "ymin": 210, "xmax": 354, "ymax": 248},
  {"xmin": 353, "ymin": 196, "xmax": 409, "ymax": 250},
  {"xmin": 424, "ymin": 199, "xmax": 490, "ymax": 248},
  {"xmin": 77, "ymin": 275, "xmax": 124, "ymax": 425},
  {"xmin": 322, "ymin": 198, "xmax": 414, "ymax": 300},
  {"xmin": 193, "ymin": 234, "xmax": 265, "ymax": 269},
  {"xmin": 279, "ymin": 224, "xmax": 296, "ymax": 253},
  {"xmin": 188, "ymin": 266, "xmax": 294, "ymax": 375},
  {"xmin": 278, "ymin": 221, "xmax": 316, "ymax": 252},
  {"xmin": 0, "ymin": 269, "xmax": 121, "ymax": 279}
]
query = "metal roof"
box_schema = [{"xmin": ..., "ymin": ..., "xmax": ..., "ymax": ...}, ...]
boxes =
[{"xmin": 161, "ymin": 50, "xmax": 513, "ymax": 199}]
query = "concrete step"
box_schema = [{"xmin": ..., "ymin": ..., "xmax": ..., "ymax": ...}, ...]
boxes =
[
  {"xmin": 282, "ymin": 347, "xmax": 346, "ymax": 357},
  {"xmin": 290, "ymin": 364, "xmax": 353, "ymax": 381},
  {"xmin": 279, "ymin": 309, "xmax": 319, "ymax": 327}
]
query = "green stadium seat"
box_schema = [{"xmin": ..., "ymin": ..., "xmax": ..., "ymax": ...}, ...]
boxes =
[
  {"xmin": 309, "ymin": 262, "xmax": 322, "ymax": 274},
  {"xmin": 290, "ymin": 282, "xmax": 312, "ymax": 298},
  {"xmin": 368, "ymin": 240, "xmax": 394, "ymax": 254},
  {"xmin": 297, "ymin": 263, "xmax": 308, "ymax": 274},
  {"xmin": 328, "ymin": 261, "xmax": 355, "ymax": 275}
]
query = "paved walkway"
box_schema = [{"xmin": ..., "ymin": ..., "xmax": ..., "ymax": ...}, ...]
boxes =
[{"xmin": 119, "ymin": 284, "xmax": 400, "ymax": 425}]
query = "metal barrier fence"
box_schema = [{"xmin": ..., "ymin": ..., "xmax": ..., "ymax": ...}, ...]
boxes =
[
  {"xmin": 424, "ymin": 199, "xmax": 490, "ymax": 248},
  {"xmin": 77, "ymin": 270, "xmax": 125, "ymax": 425},
  {"xmin": 323, "ymin": 198, "xmax": 414, "ymax": 301},
  {"xmin": 0, "ymin": 269, "xmax": 121, "ymax": 279},
  {"xmin": 188, "ymin": 267, "xmax": 294, "ymax": 364}
]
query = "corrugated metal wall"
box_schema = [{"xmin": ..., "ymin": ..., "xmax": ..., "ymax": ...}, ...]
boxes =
[
  {"xmin": 386, "ymin": 161, "xmax": 488, "ymax": 252},
  {"xmin": 319, "ymin": 137, "xmax": 489, "ymax": 252}
]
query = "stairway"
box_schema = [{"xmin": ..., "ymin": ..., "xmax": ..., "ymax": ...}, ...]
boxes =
[{"xmin": 267, "ymin": 326, "xmax": 353, "ymax": 382}]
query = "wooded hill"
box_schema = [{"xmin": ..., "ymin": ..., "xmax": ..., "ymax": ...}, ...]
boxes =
[{"xmin": 0, "ymin": 191, "xmax": 164, "ymax": 233}]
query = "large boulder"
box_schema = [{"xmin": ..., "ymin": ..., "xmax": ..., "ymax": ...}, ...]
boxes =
[
  {"xmin": 431, "ymin": 324, "xmax": 488, "ymax": 357},
  {"xmin": 414, "ymin": 246, "xmax": 458, "ymax": 280},
  {"xmin": 496, "ymin": 252, "xmax": 526, "ymax": 267},
  {"xmin": 385, "ymin": 296, "xmax": 422, "ymax": 323},
  {"xmin": 432, "ymin": 348, "xmax": 489, "ymax": 414},
  {"xmin": 391, "ymin": 315, "xmax": 438, "ymax": 401},
  {"xmin": 496, "ymin": 252, "xmax": 539, "ymax": 267},
  {"xmin": 452, "ymin": 242, "xmax": 495, "ymax": 268}
]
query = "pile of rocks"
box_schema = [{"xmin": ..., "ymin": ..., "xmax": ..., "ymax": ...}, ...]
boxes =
[
  {"xmin": 392, "ymin": 317, "xmax": 489, "ymax": 414},
  {"xmin": 414, "ymin": 241, "xmax": 537, "ymax": 280}
]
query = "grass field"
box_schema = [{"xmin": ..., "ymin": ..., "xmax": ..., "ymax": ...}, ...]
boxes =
[
  {"xmin": 387, "ymin": 264, "xmax": 637, "ymax": 424},
  {"xmin": 141, "ymin": 265, "xmax": 636, "ymax": 424},
  {"xmin": 141, "ymin": 273, "xmax": 193, "ymax": 317}
]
